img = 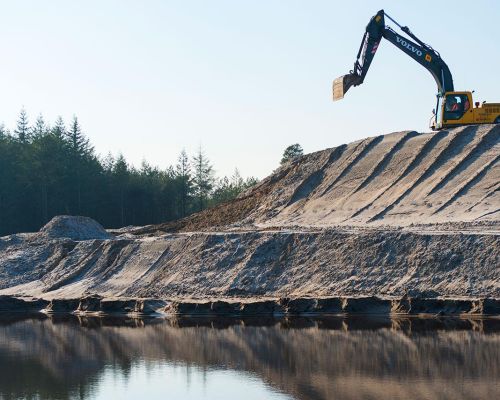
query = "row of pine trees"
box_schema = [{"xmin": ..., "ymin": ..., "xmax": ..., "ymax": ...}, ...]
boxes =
[{"xmin": 0, "ymin": 109, "xmax": 257, "ymax": 236}]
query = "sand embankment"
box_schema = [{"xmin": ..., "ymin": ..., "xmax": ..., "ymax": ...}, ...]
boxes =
[
  {"xmin": 0, "ymin": 125, "xmax": 498, "ymax": 307},
  {"xmin": 138, "ymin": 124, "xmax": 500, "ymax": 233}
]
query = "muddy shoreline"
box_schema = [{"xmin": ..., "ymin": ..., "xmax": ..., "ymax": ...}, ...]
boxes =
[{"xmin": 1, "ymin": 294, "xmax": 499, "ymax": 317}]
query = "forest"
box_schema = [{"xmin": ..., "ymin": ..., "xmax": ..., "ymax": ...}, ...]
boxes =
[{"xmin": 0, "ymin": 109, "xmax": 259, "ymax": 236}]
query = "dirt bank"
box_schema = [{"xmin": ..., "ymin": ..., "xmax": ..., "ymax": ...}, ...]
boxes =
[
  {"xmin": 0, "ymin": 126, "xmax": 498, "ymax": 305},
  {"xmin": 132, "ymin": 124, "xmax": 499, "ymax": 234},
  {"xmin": 1, "ymin": 223, "xmax": 498, "ymax": 300}
]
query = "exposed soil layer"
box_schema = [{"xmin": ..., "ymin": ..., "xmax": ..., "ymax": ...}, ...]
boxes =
[
  {"xmin": 1, "ymin": 227, "xmax": 498, "ymax": 299},
  {"xmin": 1, "ymin": 295, "xmax": 499, "ymax": 316}
]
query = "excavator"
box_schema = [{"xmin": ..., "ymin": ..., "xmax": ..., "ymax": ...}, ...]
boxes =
[{"xmin": 333, "ymin": 10, "xmax": 500, "ymax": 130}]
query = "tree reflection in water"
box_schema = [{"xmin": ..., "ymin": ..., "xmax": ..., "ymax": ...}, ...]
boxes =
[{"xmin": 0, "ymin": 315, "xmax": 498, "ymax": 400}]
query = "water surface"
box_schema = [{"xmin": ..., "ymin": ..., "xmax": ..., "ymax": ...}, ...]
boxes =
[{"xmin": 0, "ymin": 315, "xmax": 498, "ymax": 400}]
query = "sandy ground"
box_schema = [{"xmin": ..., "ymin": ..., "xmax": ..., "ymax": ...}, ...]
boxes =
[
  {"xmin": 133, "ymin": 124, "xmax": 499, "ymax": 234},
  {"xmin": 0, "ymin": 125, "xmax": 498, "ymax": 299},
  {"xmin": 0, "ymin": 225, "xmax": 498, "ymax": 299}
]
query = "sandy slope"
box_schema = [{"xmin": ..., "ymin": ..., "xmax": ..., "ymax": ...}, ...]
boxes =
[
  {"xmin": 137, "ymin": 124, "xmax": 499, "ymax": 234},
  {"xmin": 0, "ymin": 125, "xmax": 498, "ymax": 299},
  {"xmin": 0, "ymin": 227, "xmax": 498, "ymax": 298}
]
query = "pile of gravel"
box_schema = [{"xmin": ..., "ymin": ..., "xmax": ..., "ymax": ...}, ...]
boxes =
[{"xmin": 39, "ymin": 216, "xmax": 112, "ymax": 241}]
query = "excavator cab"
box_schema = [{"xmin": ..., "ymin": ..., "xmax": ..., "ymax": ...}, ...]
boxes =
[
  {"xmin": 431, "ymin": 91, "xmax": 500, "ymax": 130},
  {"xmin": 432, "ymin": 92, "xmax": 475, "ymax": 130}
]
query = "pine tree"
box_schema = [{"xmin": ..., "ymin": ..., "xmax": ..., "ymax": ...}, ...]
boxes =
[
  {"xmin": 0, "ymin": 124, "xmax": 8, "ymax": 139},
  {"xmin": 192, "ymin": 146, "xmax": 214, "ymax": 211},
  {"xmin": 212, "ymin": 176, "xmax": 233, "ymax": 204},
  {"xmin": 14, "ymin": 108, "xmax": 30, "ymax": 143},
  {"xmin": 32, "ymin": 114, "xmax": 48, "ymax": 138},
  {"xmin": 280, "ymin": 143, "xmax": 304, "ymax": 164},
  {"xmin": 66, "ymin": 116, "xmax": 91, "ymax": 157},
  {"xmin": 51, "ymin": 116, "xmax": 66, "ymax": 139},
  {"xmin": 0, "ymin": 112, "xmax": 261, "ymax": 234},
  {"xmin": 175, "ymin": 149, "xmax": 192, "ymax": 217},
  {"xmin": 230, "ymin": 168, "xmax": 244, "ymax": 190},
  {"xmin": 113, "ymin": 154, "xmax": 129, "ymax": 226},
  {"xmin": 101, "ymin": 152, "xmax": 115, "ymax": 172},
  {"xmin": 64, "ymin": 116, "xmax": 93, "ymax": 213}
]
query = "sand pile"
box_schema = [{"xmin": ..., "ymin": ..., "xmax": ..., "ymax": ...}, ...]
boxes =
[
  {"xmin": 136, "ymin": 124, "xmax": 499, "ymax": 234},
  {"xmin": 0, "ymin": 125, "xmax": 498, "ymax": 301},
  {"xmin": 0, "ymin": 225, "xmax": 498, "ymax": 299},
  {"xmin": 38, "ymin": 216, "xmax": 112, "ymax": 241}
]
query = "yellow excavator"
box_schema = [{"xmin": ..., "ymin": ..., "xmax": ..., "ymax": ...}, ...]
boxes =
[{"xmin": 333, "ymin": 10, "xmax": 500, "ymax": 130}]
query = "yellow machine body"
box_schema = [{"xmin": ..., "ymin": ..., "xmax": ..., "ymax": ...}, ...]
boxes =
[{"xmin": 432, "ymin": 91, "xmax": 500, "ymax": 130}]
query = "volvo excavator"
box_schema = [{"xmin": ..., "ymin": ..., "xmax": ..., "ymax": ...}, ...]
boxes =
[{"xmin": 333, "ymin": 10, "xmax": 500, "ymax": 130}]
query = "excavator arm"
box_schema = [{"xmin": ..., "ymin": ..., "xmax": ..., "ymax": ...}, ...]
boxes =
[{"xmin": 333, "ymin": 10, "xmax": 454, "ymax": 100}]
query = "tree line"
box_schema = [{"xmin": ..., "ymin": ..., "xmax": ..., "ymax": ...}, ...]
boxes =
[{"xmin": 0, "ymin": 109, "xmax": 258, "ymax": 236}]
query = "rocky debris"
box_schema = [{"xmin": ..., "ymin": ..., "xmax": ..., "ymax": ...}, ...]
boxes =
[
  {"xmin": 478, "ymin": 298, "xmax": 500, "ymax": 315},
  {"xmin": 99, "ymin": 298, "xmax": 138, "ymax": 314},
  {"xmin": 280, "ymin": 297, "xmax": 318, "ymax": 313},
  {"xmin": 74, "ymin": 296, "xmax": 167, "ymax": 316},
  {"xmin": 164, "ymin": 296, "xmax": 500, "ymax": 316},
  {"xmin": 342, "ymin": 296, "xmax": 392, "ymax": 314},
  {"xmin": 38, "ymin": 215, "xmax": 112, "ymax": 241},
  {"xmin": 391, "ymin": 296, "xmax": 475, "ymax": 315},
  {"xmin": 77, "ymin": 294, "xmax": 103, "ymax": 312}
]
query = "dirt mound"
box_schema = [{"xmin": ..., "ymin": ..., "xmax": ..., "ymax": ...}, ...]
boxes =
[
  {"xmin": 0, "ymin": 126, "xmax": 497, "ymax": 302},
  {"xmin": 136, "ymin": 124, "xmax": 499, "ymax": 235},
  {"xmin": 1, "ymin": 228, "xmax": 498, "ymax": 299},
  {"xmin": 38, "ymin": 216, "xmax": 112, "ymax": 241}
]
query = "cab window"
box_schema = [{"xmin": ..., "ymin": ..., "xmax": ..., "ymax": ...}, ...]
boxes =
[{"xmin": 444, "ymin": 94, "xmax": 469, "ymax": 120}]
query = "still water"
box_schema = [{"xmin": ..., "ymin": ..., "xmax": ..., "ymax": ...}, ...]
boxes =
[{"xmin": 0, "ymin": 315, "xmax": 498, "ymax": 400}]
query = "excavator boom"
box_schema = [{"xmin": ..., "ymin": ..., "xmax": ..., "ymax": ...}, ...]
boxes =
[{"xmin": 333, "ymin": 10, "xmax": 454, "ymax": 101}]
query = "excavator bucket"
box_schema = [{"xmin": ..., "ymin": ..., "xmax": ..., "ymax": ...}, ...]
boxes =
[{"xmin": 332, "ymin": 73, "xmax": 360, "ymax": 101}]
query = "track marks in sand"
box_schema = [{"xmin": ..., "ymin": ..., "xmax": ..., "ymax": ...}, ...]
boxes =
[
  {"xmin": 45, "ymin": 240, "xmax": 132, "ymax": 292},
  {"xmin": 475, "ymin": 208, "xmax": 500, "ymax": 220},
  {"xmin": 465, "ymin": 182, "xmax": 500, "ymax": 213},
  {"xmin": 350, "ymin": 131, "xmax": 419, "ymax": 196},
  {"xmin": 320, "ymin": 135, "xmax": 384, "ymax": 197},
  {"xmin": 348, "ymin": 130, "xmax": 449, "ymax": 220},
  {"xmin": 287, "ymin": 145, "xmax": 347, "ymax": 206},
  {"xmin": 368, "ymin": 126, "xmax": 477, "ymax": 222},
  {"xmin": 427, "ymin": 125, "xmax": 500, "ymax": 196},
  {"xmin": 433, "ymin": 154, "xmax": 499, "ymax": 214}
]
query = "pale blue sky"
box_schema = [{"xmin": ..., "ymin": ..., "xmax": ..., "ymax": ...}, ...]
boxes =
[{"xmin": 1, "ymin": 1, "xmax": 498, "ymax": 178}]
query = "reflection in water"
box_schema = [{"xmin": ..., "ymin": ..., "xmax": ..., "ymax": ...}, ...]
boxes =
[{"xmin": 0, "ymin": 315, "xmax": 498, "ymax": 400}]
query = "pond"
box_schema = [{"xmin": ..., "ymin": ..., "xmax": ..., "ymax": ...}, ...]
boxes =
[{"xmin": 0, "ymin": 315, "xmax": 498, "ymax": 400}]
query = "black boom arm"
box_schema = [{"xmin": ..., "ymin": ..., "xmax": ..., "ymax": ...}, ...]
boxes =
[{"xmin": 333, "ymin": 10, "xmax": 454, "ymax": 100}]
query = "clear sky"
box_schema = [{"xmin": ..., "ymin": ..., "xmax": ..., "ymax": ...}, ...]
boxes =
[{"xmin": 1, "ymin": 0, "xmax": 499, "ymax": 178}]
